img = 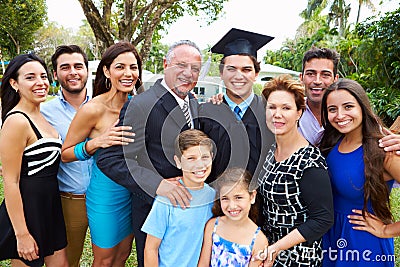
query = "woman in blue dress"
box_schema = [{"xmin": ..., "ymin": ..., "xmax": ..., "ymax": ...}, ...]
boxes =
[
  {"xmin": 61, "ymin": 42, "xmax": 142, "ymax": 266},
  {"xmin": 319, "ymin": 78, "xmax": 400, "ymax": 267}
]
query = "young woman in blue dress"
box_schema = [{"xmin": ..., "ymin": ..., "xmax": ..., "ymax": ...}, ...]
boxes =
[
  {"xmin": 320, "ymin": 78, "xmax": 400, "ymax": 267},
  {"xmin": 61, "ymin": 42, "xmax": 141, "ymax": 267}
]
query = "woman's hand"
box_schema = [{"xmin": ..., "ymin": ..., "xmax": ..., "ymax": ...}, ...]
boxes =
[
  {"xmin": 91, "ymin": 119, "xmax": 135, "ymax": 149},
  {"xmin": 16, "ymin": 233, "xmax": 39, "ymax": 261},
  {"xmin": 263, "ymin": 244, "xmax": 280, "ymax": 267},
  {"xmin": 348, "ymin": 209, "xmax": 388, "ymax": 238}
]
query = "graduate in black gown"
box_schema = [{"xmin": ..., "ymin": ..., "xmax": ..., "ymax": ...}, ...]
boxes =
[{"xmin": 199, "ymin": 28, "xmax": 275, "ymax": 186}]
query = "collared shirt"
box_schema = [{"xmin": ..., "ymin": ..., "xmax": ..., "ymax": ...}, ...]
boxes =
[
  {"xmin": 161, "ymin": 79, "xmax": 193, "ymax": 127},
  {"xmin": 41, "ymin": 89, "xmax": 92, "ymax": 194},
  {"xmin": 224, "ymin": 92, "xmax": 255, "ymax": 119},
  {"xmin": 298, "ymin": 102, "xmax": 324, "ymax": 146}
]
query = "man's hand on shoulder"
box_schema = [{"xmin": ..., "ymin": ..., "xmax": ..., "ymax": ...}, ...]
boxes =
[
  {"xmin": 207, "ymin": 93, "xmax": 224, "ymax": 105},
  {"xmin": 379, "ymin": 128, "xmax": 400, "ymax": 155},
  {"xmin": 156, "ymin": 177, "xmax": 192, "ymax": 209}
]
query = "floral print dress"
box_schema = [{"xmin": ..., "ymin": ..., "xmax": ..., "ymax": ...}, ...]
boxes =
[{"xmin": 210, "ymin": 217, "xmax": 260, "ymax": 266}]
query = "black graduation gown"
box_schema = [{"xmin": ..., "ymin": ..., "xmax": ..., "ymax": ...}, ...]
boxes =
[{"xmin": 199, "ymin": 95, "xmax": 273, "ymax": 185}]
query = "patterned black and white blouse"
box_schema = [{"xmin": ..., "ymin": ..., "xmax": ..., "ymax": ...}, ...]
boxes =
[{"xmin": 258, "ymin": 144, "xmax": 333, "ymax": 267}]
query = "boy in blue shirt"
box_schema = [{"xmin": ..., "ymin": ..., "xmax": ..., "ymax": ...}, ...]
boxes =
[{"xmin": 142, "ymin": 129, "xmax": 215, "ymax": 267}]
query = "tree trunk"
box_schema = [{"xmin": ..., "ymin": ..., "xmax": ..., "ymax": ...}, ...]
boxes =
[{"xmin": 356, "ymin": 2, "xmax": 362, "ymax": 25}]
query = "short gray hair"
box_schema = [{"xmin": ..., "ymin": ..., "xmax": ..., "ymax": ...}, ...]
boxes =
[{"xmin": 165, "ymin": 40, "xmax": 202, "ymax": 64}]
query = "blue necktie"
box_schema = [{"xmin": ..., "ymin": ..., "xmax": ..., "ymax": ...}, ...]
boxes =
[{"xmin": 234, "ymin": 105, "xmax": 241, "ymax": 120}]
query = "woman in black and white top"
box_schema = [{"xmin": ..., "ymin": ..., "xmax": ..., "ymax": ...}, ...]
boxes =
[{"xmin": 258, "ymin": 74, "xmax": 334, "ymax": 267}]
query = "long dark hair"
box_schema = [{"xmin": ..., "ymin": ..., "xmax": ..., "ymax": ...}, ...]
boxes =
[
  {"xmin": 212, "ymin": 168, "xmax": 259, "ymax": 223},
  {"xmin": 93, "ymin": 41, "xmax": 143, "ymax": 97},
  {"xmin": 1, "ymin": 53, "xmax": 49, "ymax": 123},
  {"xmin": 320, "ymin": 78, "xmax": 392, "ymax": 223}
]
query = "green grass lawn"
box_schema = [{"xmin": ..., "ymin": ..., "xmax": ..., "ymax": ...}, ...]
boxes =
[{"xmin": 0, "ymin": 176, "xmax": 399, "ymax": 266}]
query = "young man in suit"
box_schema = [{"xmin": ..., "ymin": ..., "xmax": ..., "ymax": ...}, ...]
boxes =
[{"xmin": 96, "ymin": 40, "xmax": 202, "ymax": 267}]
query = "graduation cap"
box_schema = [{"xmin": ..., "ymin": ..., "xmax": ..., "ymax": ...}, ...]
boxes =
[{"xmin": 211, "ymin": 28, "xmax": 274, "ymax": 58}]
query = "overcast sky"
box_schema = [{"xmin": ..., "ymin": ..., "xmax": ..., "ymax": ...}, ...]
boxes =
[{"xmin": 46, "ymin": 0, "xmax": 400, "ymax": 60}]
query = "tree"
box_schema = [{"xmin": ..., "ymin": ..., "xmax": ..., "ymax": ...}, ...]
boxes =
[
  {"xmin": 0, "ymin": 0, "xmax": 47, "ymax": 58},
  {"xmin": 356, "ymin": 7, "xmax": 400, "ymax": 89},
  {"xmin": 144, "ymin": 42, "xmax": 168, "ymax": 74},
  {"xmin": 301, "ymin": 0, "xmax": 376, "ymax": 37},
  {"xmin": 33, "ymin": 21, "xmax": 98, "ymax": 70},
  {"xmin": 34, "ymin": 22, "xmax": 76, "ymax": 67},
  {"xmin": 77, "ymin": 0, "xmax": 228, "ymax": 61},
  {"xmin": 327, "ymin": 0, "xmax": 351, "ymax": 36},
  {"xmin": 356, "ymin": 0, "xmax": 375, "ymax": 24},
  {"xmin": 354, "ymin": 7, "xmax": 400, "ymax": 125}
]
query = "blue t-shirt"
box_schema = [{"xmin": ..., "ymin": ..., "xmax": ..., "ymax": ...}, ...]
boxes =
[{"xmin": 141, "ymin": 183, "xmax": 215, "ymax": 267}]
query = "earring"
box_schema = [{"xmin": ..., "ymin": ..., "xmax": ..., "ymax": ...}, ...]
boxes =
[{"xmin": 105, "ymin": 78, "xmax": 111, "ymax": 90}]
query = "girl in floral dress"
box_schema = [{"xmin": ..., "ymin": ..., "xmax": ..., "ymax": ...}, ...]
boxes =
[{"xmin": 198, "ymin": 168, "xmax": 268, "ymax": 267}]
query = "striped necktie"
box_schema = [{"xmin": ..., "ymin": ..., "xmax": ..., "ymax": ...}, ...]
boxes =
[{"xmin": 182, "ymin": 101, "xmax": 192, "ymax": 128}]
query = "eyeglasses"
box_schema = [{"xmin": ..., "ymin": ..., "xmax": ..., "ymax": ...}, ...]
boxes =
[{"xmin": 172, "ymin": 62, "xmax": 201, "ymax": 74}]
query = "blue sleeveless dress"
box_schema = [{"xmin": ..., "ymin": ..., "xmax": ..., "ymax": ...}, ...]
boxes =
[
  {"xmin": 210, "ymin": 217, "xmax": 261, "ymax": 266},
  {"xmin": 322, "ymin": 141, "xmax": 394, "ymax": 267},
  {"xmin": 86, "ymin": 152, "xmax": 133, "ymax": 248}
]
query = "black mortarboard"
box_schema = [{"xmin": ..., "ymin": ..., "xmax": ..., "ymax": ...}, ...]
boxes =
[{"xmin": 211, "ymin": 28, "xmax": 274, "ymax": 58}]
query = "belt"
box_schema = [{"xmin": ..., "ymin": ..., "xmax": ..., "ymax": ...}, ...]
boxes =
[{"xmin": 60, "ymin": 191, "xmax": 86, "ymax": 199}]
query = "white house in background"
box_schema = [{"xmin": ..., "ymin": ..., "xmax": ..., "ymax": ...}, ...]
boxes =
[
  {"xmin": 86, "ymin": 60, "xmax": 299, "ymax": 103},
  {"xmin": 142, "ymin": 72, "xmax": 223, "ymax": 103},
  {"xmin": 257, "ymin": 63, "xmax": 300, "ymax": 84}
]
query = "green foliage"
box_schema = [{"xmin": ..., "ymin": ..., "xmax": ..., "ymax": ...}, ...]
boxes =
[
  {"xmin": 253, "ymin": 83, "xmax": 263, "ymax": 96},
  {"xmin": 367, "ymin": 87, "xmax": 400, "ymax": 127},
  {"xmin": 144, "ymin": 42, "xmax": 169, "ymax": 74},
  {"xmin": 390, "ymin": 188, "xmax": 400, "ymax": 266},
  {"xmin": 205, "ymin": 53, "xmax": 223, "ymax": 77},
  {"xmin": 264, "ymin": 25, "xmax": 333, "ymax": 73},
  {"xmin": 0, "ymin": 0, "xmax": 47, "ymax": 57},
  {"xmin": 77, "ymin": 0, "xmax": 229, "ymax": 61},
  {"xmin": 356, "ymin": 7, "xmax": 400, "ymax": 89},
  {"xmin": 264, "ymin": 4, "xmax": 400, "ymax": 125},
  {"xmin": 352, "ymin": 7, "xmax": 400, "ymax": 125},
  {"xmin": 33, "ymin": 20, "xmax": 98, "ymax": 67}
]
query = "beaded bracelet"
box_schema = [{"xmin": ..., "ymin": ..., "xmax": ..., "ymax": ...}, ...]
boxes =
[{"xmin": 74, "ymin": 140, "xmax": 91, "ymax": 161}]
